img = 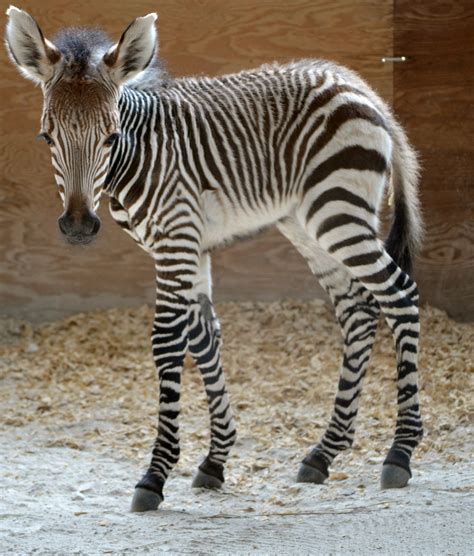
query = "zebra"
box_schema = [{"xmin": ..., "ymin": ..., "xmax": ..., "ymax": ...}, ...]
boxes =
[{"xmin": 6, "ymin": 7, "xmax": 424, "ymax": 512}]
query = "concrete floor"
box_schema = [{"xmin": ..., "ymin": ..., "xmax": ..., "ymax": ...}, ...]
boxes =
[{"xmin": 1, "ymin": 429, "xmax": 472, "ymax": 555}]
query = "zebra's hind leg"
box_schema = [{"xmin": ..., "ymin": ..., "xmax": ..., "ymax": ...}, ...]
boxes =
[
  {"xmin": 278, "ymin": 220, "xmax": 380, "ymax": 484},
  {"xmin": 188, "ymin": 254, "xmax": 237, "ymax": 490},
  {"xmin": 300, "ymin": 272, "xmax": 380, "ymax": 484},
  {"xmin": 304, "ymin": 211, "xmax": 423, "ymax": 488}
]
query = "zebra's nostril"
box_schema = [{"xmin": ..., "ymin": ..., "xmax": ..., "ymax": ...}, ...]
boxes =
[
  {"xmin": 82, "ymin": 211, "xmax": 101, "ymax": 235},
  {"xmin": 58, "ymin": 213, "xmax": 70, "ymax": 235},
  {"xmin": 92, "ymin": 216, "xmax": 101, "ymax": 235}
]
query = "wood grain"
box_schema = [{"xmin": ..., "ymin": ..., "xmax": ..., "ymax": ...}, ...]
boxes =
[
  {"xmin": 394, "ymin": 0, "xmax": 474, "ymax": 321},
  {"xmin": 1, "ymin": 0, "xmax": 393, "ymax": 321}
]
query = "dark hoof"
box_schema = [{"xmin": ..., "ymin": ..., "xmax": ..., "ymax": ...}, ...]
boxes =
[
  {"xmin": 381, "ymin": 464, "xmax": 411, "ymax": 489},
  {"xmin": 296, "ymin": 462, "xmax": 328, "ymax": 484},
  {"xmin": 130, "ymin": 487, "xmax": 163, "ymax": 512},
  {"xmin": 192, "ymin": 468, "xmax": 223, "ymax": 489}
]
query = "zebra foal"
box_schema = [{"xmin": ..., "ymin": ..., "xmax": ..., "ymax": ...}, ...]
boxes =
[{"xmin": 6, "ymin": 7, "xmax": 424, "ymax": 512}]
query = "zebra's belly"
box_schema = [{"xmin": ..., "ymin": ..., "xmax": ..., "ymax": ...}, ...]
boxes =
[{"xmin": 201, "ymin": 192, "xmax": 291, "ymax": 251}]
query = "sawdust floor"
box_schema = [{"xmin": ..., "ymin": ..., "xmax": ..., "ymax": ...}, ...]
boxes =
[{"xmin": 0, "ymin": 301, "xmax": 473, "ymax": 554}]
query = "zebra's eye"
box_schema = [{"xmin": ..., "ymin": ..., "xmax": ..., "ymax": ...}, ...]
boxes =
[
  {"xmin": 104, "ymin": 133, "xmax": 120, "ymax": 147},
  {"xmin": 37, "ymin": 132, "xmax": 53, "ymax": 146}
]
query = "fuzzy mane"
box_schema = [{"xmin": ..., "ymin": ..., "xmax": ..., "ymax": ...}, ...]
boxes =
[{"xmin": 52, "ymin": 27, "xmax": 169, "ymax": 89}]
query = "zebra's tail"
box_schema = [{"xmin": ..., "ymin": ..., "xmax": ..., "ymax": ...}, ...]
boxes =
[{"xmin": 384, "ymin": 121, "xmax": 423, "ymax": 275}]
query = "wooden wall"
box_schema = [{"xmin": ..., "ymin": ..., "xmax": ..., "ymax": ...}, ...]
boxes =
[
  {"xmin": 0, "ymin": 0, "xmax": 394, "ymax": 321},
  {"xmin": 2, "ymin": 1, "xmax": 473, "ymax": 321},
  {"xmin": 394, "ymin": 0, "xmax": 474, "ymax": 321}
]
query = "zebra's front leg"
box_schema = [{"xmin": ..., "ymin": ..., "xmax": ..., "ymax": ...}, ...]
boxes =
[
  {"xmin": 131, "ymin": 299, "xmax": 189, "ymax": 512},
  {"xmin": 188, "ymin": 255, "xmax": 236, "ymax": 489},
  {"xmin": 298, "ymin": 270, "xmax": 380, "ymax": 484}
]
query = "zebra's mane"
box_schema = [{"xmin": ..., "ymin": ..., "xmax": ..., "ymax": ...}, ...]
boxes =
[{"xmin": 52, "ymin": 27, "xmax": 169, "ymax": 89}]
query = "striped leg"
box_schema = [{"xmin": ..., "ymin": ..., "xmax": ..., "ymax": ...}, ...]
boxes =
[
  {"xmin": 301, "ymin": 270, "xmax": 380, "ymax": 483},
  {"xmin": 297, "ymin": 194, "xmax": 423, "ymax": 487},
  {"xmin": 188, "ymin": 255, "xmax": 237, "ymax": 489},
  {"xmin": 340, "ymin": 244, "xmax": 422, "ymax": 488},
  {"xmin": 279, "ymin": 220, "xmax": 380, "ymax": 482},
  {"xmin": 131, "ymin": 220, "xmax": 201, "ymax": 512},
  {"xmin": 131, "ymin": 295, "xmax": 189, "ymax": 512}
]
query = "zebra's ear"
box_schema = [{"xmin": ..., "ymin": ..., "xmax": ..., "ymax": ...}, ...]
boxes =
[
  {"xmin": 5, "ymin": 5, "xmax": 61, "ymax": 85},
  {"xmin": 101, "ymin": 13, "xmax": 158, "ymax": 86}
]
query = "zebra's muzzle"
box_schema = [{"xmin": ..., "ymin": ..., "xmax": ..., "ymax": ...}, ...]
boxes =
[{"xmin": 58, "ymin": 208, "xmax": 101, "ymax": 244}]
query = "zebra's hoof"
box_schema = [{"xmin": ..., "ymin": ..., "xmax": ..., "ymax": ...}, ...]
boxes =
[
  {"xmin": 296, "ymin": 462, "xmax": 328, "ymax": 484},
  {"xmin": 130, "ymin": 487, "xmax": 163, "ymax": 512},
  {"xmin": 192, "ymin": 468, "xmax": 223, "ymax": 489},
  {"xmin": 380, "ymin": 464, "xmax": 411, "ymax": 489}
]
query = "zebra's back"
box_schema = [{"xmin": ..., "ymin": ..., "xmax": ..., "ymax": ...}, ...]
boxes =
[{"xmin": 159, "ymin": 60, "xmax": 393, "ymax": 250}]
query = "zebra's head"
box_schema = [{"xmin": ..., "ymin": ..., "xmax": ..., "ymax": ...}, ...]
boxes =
[{"xmin": 5, "ymin": 6, "xmax": 158, "ymax": 244}]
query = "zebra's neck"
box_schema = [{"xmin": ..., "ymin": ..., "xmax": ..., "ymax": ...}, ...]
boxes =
[{"xmin": 104, "ymin": 86, "xmax": 160, "ymax": 204}]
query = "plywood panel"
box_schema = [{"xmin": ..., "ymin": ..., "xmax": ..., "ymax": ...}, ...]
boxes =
[
  {"xmin": 0, "ymin": 0, "xmax": 393, "ymax": 321},
  {"xmin": 394, "ymin": 0, "xmax": 474, "ymax": 321}
]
